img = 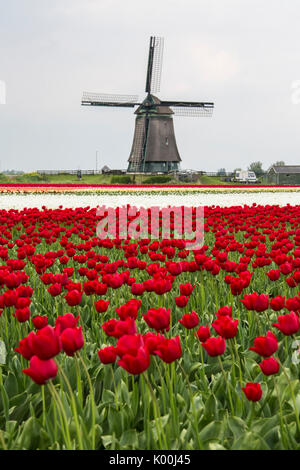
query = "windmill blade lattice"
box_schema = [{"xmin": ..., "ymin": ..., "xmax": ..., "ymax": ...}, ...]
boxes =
[
  {"xmin": 82, "ymin": 92, "xmax": 139, "ymax": 107},
  {"xmin": 172, "ymin": 106, "xmax": 214, "ymax": 117},
  {"xmin": 150, "ymin": 37, "xmax": 164, "ymax": 94}
]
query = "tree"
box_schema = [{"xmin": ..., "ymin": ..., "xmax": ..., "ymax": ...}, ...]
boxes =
[
  {"xmin": 217, "ymin": 168, "xmax": 226, "ymax": 176},
  {"xmin": 273, "ymin": 161, "xmax": 285, "ymax": 167},
  {"xmin": 248, "ymin": 161, "xmax": 264, "ymax": 177}
]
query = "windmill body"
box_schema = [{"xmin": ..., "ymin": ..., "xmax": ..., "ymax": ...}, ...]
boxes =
[{"xmin": 82, "ymin": 37, "xmax": 214, "ymax": 173}]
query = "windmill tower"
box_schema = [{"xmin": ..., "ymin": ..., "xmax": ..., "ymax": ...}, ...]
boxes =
[{"xmin": 82, "ymin": 37, "xmax": 214, "ymax": 173}]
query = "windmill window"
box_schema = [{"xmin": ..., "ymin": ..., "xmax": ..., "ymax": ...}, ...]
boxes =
[{"xmin": 165, "ymin": 137, "xmax": 169, "ymax": 146}]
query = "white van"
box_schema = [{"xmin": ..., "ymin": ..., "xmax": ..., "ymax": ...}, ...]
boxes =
[{"xmin": 232, "ymin": 170, "xmax": 258, "ymax": 183}]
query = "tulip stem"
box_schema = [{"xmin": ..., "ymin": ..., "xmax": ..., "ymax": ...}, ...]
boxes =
[
  {"xmin": 41, "ymin": 385, "xmax": 46, "ymax": 427},
  {"xmin": 77, "ymin": 352, "xmax": 96, "ymax": 450},
  {"xmin": 178, "ymin": 362, "xmax": 204, "ymax": 450},
  {"xmin": 218, "ymin": 356, "xmax": 235, "ymax": 416},
  {"xmin": 273, "ymin": 377, "xmax": 289, "ymax": 449},
  {"xmin": 277, "ymin": 358, "xmax": 300, "ymax": 434},
  {"xmin": 74, "ymin": 355, "xmax": 83, "ymax": 409},
  {"xmin": 57, "ymin": 365, "xmax": 84, "ymax": 450},
  {"xmin": 247, "ymin": 402, "xmax": 256, "ymax": 427},
  {"xmin": 143, "ymin": 371, "xmax": 167, "ymax": 449},
  {"xmin": 48, "ymin": 381, "xmax": 72, "ymax": 450}
]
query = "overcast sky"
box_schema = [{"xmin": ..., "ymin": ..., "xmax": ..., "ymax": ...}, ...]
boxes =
[{"xmin": 1, "ymin": 0, "xmax": 300, "ymax": 172}]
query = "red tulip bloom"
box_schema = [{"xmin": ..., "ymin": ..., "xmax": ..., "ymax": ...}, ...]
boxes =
[
  {"xmin": 142, "ymin": 332, "xmax": 165, "ymax": 355},
  {"xmin": 285, "ymin": 297, "xmax": 300, "ymax": 311},
  {"xmin": 175, "ymin": 295, "xmax": 189, "ymax": 308},
  {"xmin": 270, "ymin": 296, "xmax": 285, "ymax": 311},
  {"xmin": 30, "ymin": 325, "xmax": 62, "ymax": 360},
  {"xmin": 215, "ymin": 305, "xmax": 232, "ymax": 318},
  {"xmin": 3, "ymin": 290, "xmax": 17, "ymax": 307},
  {"xmin": 201, "ymin": 336, "xmax": 226, "ymax": 356},
  {"xmin": 115, "ymin": 299, "xmax": 140, "ymax": 320},
  {"xmin": 212, "ymin": 316, "xmax": 238, "ymax": 339},
  {"xmin": 65, "ymin": 289, "xmax": 82, "ymax": 306},
  {"xmin": 118, "ymin": 347, "xmax": 150, "ymax": 375},
  {"xmin": 273, "ymin": 311, "xmax": 299, "ymax": 336},
  {"xmin": 116, "ymin": 334, "xmax": 145, "ymax": 357},
  {"xmin": 143, "ymin": 308, "xmax": 170, "ymax": 332},
  {"xmin": 179, "ymin": 311, "xmax": 199, "ymax": 329},
  {"xmin": 152, "ymin": 278, "xmax": 172, "ymax": 295},
  {"xmin": 242, "ymin": 382, "xmax": 262, "ymax": 402},
  {"xmin": 23, "ymin": 356, "xmax": 58, "ymax": 385},
  {"xmin": 47, "ymin": 283, "xmax": 62, "ymax": 297},
  {"xmin": 241, "ymin": 292, "xmax": 269, "ymax": 312},
  {"xmin": 179, "ymin": 283, "xmax": 195, "ymax": 296},
  {"xmin": 55, "ymin": 313, "xmax": 80, "ymax": 333},
  {"xmin": 249, "ymin": 331, "xmax": 278, "ymax": 357},
  {"xmin": 94, "ymin": 299, "xmax": 110, "ymax": 313},
  {"xmin": 102, "ymin": 317, "xmax": 137, "ymax": 338},
  {"xmin": 32, "ymin": 315, "xmax": 48, "ymax": 330},
  {"xmin": 60, "ymin": 326, "xmax": 84, "ymax": 356},
  {"xmin": 14, "ymin": 307, "xmax": 30, "ymax": 323},
  {"xmin": 266, "ymin": 270, "xmax": 281, "ymax": 281},
  {"xmin": 15, "ymin": 331, "xmax": 36, "ymax": 360},
  {"xmin": 131, "ymin": 283, "xmax": 145, "ymax": 296},
  {"xmin": 154, "ymin": 336, "xmax": 182, "ymax": 363},
  {"xmin": 97, "ymin": 346, "xmax": 118, "ymax": 364},
  {"xmin": 195, "ymin": 325, "xmax": 211, "ymax": 342},
  {"xmin": 259, "ymin": 357, "xmax": 280, "ymax": 376}
]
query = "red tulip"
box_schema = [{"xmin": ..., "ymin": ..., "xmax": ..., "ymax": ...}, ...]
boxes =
[
  {"xmin": 97, "ymin": 346, "xmax": 117, "ymax": 364},
  {"xmin": 32, "ymin": 315, "xmax": 48, "ymax": 330},
  {"xmin": 15, "ymin": 332, "xmax": 36, "ymax": 360},
  {"xmin": 273, "ymin": 311, "xmax": 299, "ymax": 336},
  {"xmin": 154, "ymin": 336, "xmax": 182, "ymax": 363},
  {"xmin": 201, "ymin": 336, "xmax": 226, "ymax": 356},
  {"xmin": 23, "ymin": 356, "xmax": 58, "ymax": 385},
  {"xmin": 259, "ymin": 357, "xmax": 280, "ymax": 376},
  {"xmin": 175, "ymin": 295, "xmax": 189, "ymax": 308},
  {"xmin": 249, "ymin": 331, "xmax": 278, "ymax": 357},
  {"xmin": 241, "ymin": 292, "xmax": 269, "ymax": 312},
  {"xmin": 65, "ymin": 289, "xmax": 82, "ymax": 306},
  {"xmin": 102, "ymin": 318, "xmax": 137, "ymax": 338},
  {"xmin": 195, "ymin": 325, "xmax": 211, "ymax": 342},
  {"xmin": 55, "ymin": 313, "xmax": 80, "ymax": 333},
  {"xmin": 30, "ymin": 325, "xmax": 62, "ymax": 360},
  {"xmin": 60, "ymin": 326, "xmax": 84, "ymax": 356},
  {"xmin": 178, "ymin": 311, "xmax": 199, "ymax": 329},
  {"xmin": 270, "ymin": 296, "xmax": 285, "ymax": 311},
  {"xmin": 118, "ymin": 347, "xmax": 150, "ymax": 375},
  {"xmin": 47, "ymin": 283, "xmax": 62, "ymax": 297},
  {"xmin": 212, "ymin": 316, "xmax": 238, "ymax": 339},
  {"xmin": 94, "ymin": 299, "xmax": 109, "ymax": 313},
  {"xmin": 215, "ymin": 306, "xmax": 232, "ymax": 317},
  {"xmin": 242, "ymin": 382, "xmax": 262, "ymax": 401},
  {"xmin": 179, "ymin": 283, "xmax": 195, "ymax": 296},
  {"xmin": 143, "ymin": 308, "xmax": 170, "ymax": 332}
]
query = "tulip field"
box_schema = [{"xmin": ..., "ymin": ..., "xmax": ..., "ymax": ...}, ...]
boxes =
[{"xmin": 0, "ymin": 201, "xmax": 300, "ymax": 450}]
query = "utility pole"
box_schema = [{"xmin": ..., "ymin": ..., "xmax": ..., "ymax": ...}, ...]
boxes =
[{"xmin": 96, "ymin": 150, "xmax": 99, "ymax": 172}]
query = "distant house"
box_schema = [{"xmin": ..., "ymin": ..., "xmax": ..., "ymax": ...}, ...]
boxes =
[
  {"xmin": 266, "ymin": 165, "xmax": 300, "ymax": 184},
  {"xmin": 101, "ymin": 165, "xmax": 111, "ymax": 174}
]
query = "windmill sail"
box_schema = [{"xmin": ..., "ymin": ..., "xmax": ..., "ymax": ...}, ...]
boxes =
[
  {"xmin": 82, "ymin": 92, "xmax": 139, "ymax": 107},
  {"xmin": 145, "ymin": 37, "xmax": 164, "ymax": 94}
]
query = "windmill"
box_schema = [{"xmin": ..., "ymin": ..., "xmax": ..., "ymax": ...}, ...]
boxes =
[{"xmin": 82, "ymin": 36, "xmax": 214, "ymax": 173}]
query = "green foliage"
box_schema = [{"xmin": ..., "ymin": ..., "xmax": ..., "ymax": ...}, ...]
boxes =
[
  {"xmin": 143, "ymin": 175, "xmax": 173, "ymax": 184},
  {"xmin": 110, "ymin": 175, "xmax": 132, "ymax": 184},
  {"xmin": 248, "ymin": 161, "xmax": 264, "ymax": 177}
]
